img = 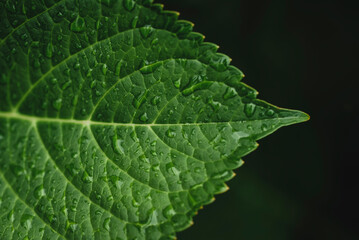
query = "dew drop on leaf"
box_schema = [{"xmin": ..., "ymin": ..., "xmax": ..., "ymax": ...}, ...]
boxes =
[
  {"xmin": 266, "ymin": 109, "xmax": 275, "ymax": 117},
  {"xmin": 82, "ymin": 171, "xmax": 93, "ymax": 183},
  {"xmin": 103, "ymin": 217, "xmax": 111, "ymax": 231},
  {"xmin": 90, "ymin": 80, "xmax": 97, "ymax": 89},
  {"xmin": 210, "ymin": 54, "xmax": 230, "ymax": 72},
  {"xmin": 20, "ymin": 214, "xmax": 33, "ymax": 230},
  {"xmin": 34, "ymin": 185, "xmax": 45, "ymax": 199},
  {"xmin": 166, "ymin": 163, "xmax": 180, "ymax": 176},
  {"xmin": 102, "ymin": 63, "xmax": 108, "ymax": 75},
  {"xmin": 166, "ymin": 129, "xmax": 176, "ymax": 138},
  {"xmin": 10, "ymin": 164, "xmax": 26, "ymax": 176},
  {"xmin": 132, "ymin": 16, "xmax": 139, "ymax": 28},
  {"xmin": 46, "ymin": 43, "xmax": 53, "ymax": 58},
  {"xmin": 140, "ymin": 25, "xmax": 154, "ymax": 38},
  {"xmin": 50, "ymin": 78, "xmax": 57, "ymax": 85},
  {"xmin": 66, "ymin": 164, "xmax": 80, "ymax": 177},
  {"xmin": 115, "ymin": 60, "xmax": 124, "ymax": 76},
  {"xmin": 208, "ymin": 97, "xmax": 221, "ymax": 112},
  {"xmin": 33, "ymin": 59, "xmax": 40, "ymax": 68},
  {"xmin": 151, "ymin": 96, "xmax": 161, "ymax": 105},
  {"xmin": 174, "ymin": 78, "xmax": 181, "ymax": 89},
  {"xmin": 113, "ymin": 135, "xmax": 125, "ymax": 154},
  {"xmin": 73, "ymin": 62, "xmax": 80, "ymax": 70},
  {"xmin": 244, "ymin": 103, "xmax": 256, "ymax": 118},
  {"xmin": 151, "ymin": 38, "xmax": 159, "ymax": 46},
  {"xmin": 123, "ymin": 0, "xmax": 136, "ymax": 11},
  {"xmin": 71, "ymin": 16, "xmax": 86, "ymax": 32},
  {"xmin": 52, "ymin": 98, "xmax": 62, "ymax": 110},
  {"xmin": 61, "ymin": 80, "xmax": 72, "ymax": 90},
  {"xmin": 223, "ymin": 87, "xmax": 237, "ymax": 100},
  {"xmin": 139, "ymin": 112, "xmax": 149, "ymax": 122}
]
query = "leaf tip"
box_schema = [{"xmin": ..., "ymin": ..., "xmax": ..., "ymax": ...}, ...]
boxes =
[
  {"xmin": 278, "ymin": 109, "xmax": 310, "ymax": 126},
  {"xmin": 293, "ymin": 110, "xmax": 310, "ymax": 123}
]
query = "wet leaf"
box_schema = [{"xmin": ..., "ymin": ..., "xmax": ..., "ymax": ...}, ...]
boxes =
[{"xmin": 0, "ymin": 0, "xmax": 308, "ymax": 239}]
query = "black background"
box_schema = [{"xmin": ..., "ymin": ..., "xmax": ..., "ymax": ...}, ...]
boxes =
[{"xmin": 163, "ymin": 0, "xmax": 359, "ymax": 239}]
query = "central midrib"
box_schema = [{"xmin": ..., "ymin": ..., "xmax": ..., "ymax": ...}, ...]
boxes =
[{"xmin": 0, "ymin": 111, "xmax": 277, "ymax": 127}]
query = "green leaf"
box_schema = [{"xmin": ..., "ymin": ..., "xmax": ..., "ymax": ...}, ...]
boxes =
[{"xmin": 0, "ymin": 0, "xmax": 309, "ymax": 239}]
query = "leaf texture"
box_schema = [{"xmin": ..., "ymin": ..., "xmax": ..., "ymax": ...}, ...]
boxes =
[{"xmin": 0, "ymin": 0, "xmax": 309, "ymax": 239}]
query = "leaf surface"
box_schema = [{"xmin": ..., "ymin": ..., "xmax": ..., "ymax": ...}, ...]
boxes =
[{"xmin": 0, "ymin": 0, "xmax": 308, "ymax": 239}]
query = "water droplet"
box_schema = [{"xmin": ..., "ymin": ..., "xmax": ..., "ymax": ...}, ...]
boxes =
[
  {"xmin": 174, "ymin": 78, "xmax": 181, "ymax": 89},
  {"xmin": 20, "ymin": 214, "xmax": 33, "ymax": 230},
  {"xmin": 166, "ymin": 129, "xmax": 176, "ymax": 138},
  {"xmin": 66, "ymin": 221, "xmax": 78, "ymax": 232},
  {"xmin": 57, "ymin": 10, "xmax": 63, "ymax": 17},
  {"xmin": 70, "ymin": 205, "xmax": 77, "ymax": 212},
  {"xmin": 34, "ymin": 185, "xmax": 45, "ymax": 199},
  {"xmin": 140, "ymin": 25, "xmax": 154, "ymax": 39},
  {"xmin": 115, "ymin": 61, "xmax": 124, "ymax": 76},
  {"xmin": 66, "ymin": 164, "xmax": 79, "ymax": 177},
  {"xmin": 82, "ymin": 171, "xmax": 93, "ymax": 183},
  {"xmin": 103, "ymin": 217, "xmax": 111, "ymax": 231},
  {"xmin": 261, "ymin": 124, "xmax": 268, "ymax": 131},
  {"xmin": 61, "ymin": 80, "xmax": 72, "ymax": 90},
  {"xmin": 90, "ymin": 80, "xmax": 96, "ymax": 89},
  {"xmin": 212, "ymin": 170, "xmax": 232, "ymax": 180},
  {"xmin": 71, "ymin": 15, "xmax": 85, "ymax": 32},
  {"xmin": 150, "ymin": 140, "xmax": 157, "ymax": 147},
  {"xmin": 166, "ymin": 163, "xmax": 180, "ymax": 176},
  {"xmin": 151, "ymin": 96, "xmax": 161, "ymax": 105},
  {"xmin": 21, "ymin": 33, "xmax": 27, "ymax": 40},
  {"xmin": 63, "ymin": 68, "xmax": 70, "ymax": 76},
  {"xmin": 7, "ymin": 209, "xmax": 14, "ymax": 222},
  {"xmin": 73, "ymin": 62, "xmax": 80, "ymax": 70},
  {"xmin": 33, "ymin": 59, "xmax": 40, "ymax": 68},
  {"xmin": 50, "ymin": 78, "xmax": 57, "ymax": 85},
  {"xmin": 132, "ymin": 199, "xmax": 140, "ymax": 207},
  {"xmin": 244, "ymin": 103, "xmax": 256, "ymax": 118},
  {"xmin": 210, "ymin": 54, "xmax": 230, "ymax": 72},
  {"xmin": 52, "ymin": 98, "xmax": 62, "ymax": 110},
  {"xmin": 194, "ymin": 167, "xmax": 201, "ymax": 173},
  {"xmin": 86, "ymin": 68, "xmax": 93, "ymax": 77},
  {"xmin": 10, "ymin": 164, "xmax": 26, "ymax": 176},
  {"xmin": 131, "ymin": 16, "xmax": 139, "ymax": 28},
  {"xmin": 102, "ymin": 64, "xmax": 108, "ymax": 75},
  {"xmin": 163, "ymin": 205, "xmax": 176, "ymax": 219},
  {"xmin": 223, "ymin": 87, "xmax": 237, "ymax": 100},
  {"xmin": 208, "ymin": 97, "xmax": 221, "ymax": 112},
  {"xmin": 151, "ymin": 38, "xmax": 159, "ymax": 46},
  {"xmin": 46, "ymin": 43, "xmax": 53, "ymax": 58},
  {"xmin": 112, "ymin": 135, "xmax": 125, "ymax": 154},
  {"xmin": 109, "ymin": 175, "xmax": 124, "ymax": 189},
  {"xmin": 140, "ymin": 62, "xmax": 161, "ymax": 74},
  {"xmin": 139, "ymin": 112, "xmax": 149, "ymax": 122},
  {"xmin": 266, "ymin": 109, "xmax": 275, "ymax": 117},
  {"xmin": 133, "ymin": 91, "xmax": 147, "ymax": 109},
  {"xmin": 123, "ymin": 0, "xmax": 136, "ymax": 11}
]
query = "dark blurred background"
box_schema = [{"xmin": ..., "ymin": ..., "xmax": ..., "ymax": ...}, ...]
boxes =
[{"xmin": 163, "ymin": 0, "xmax": 359, "ymax": 239}]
